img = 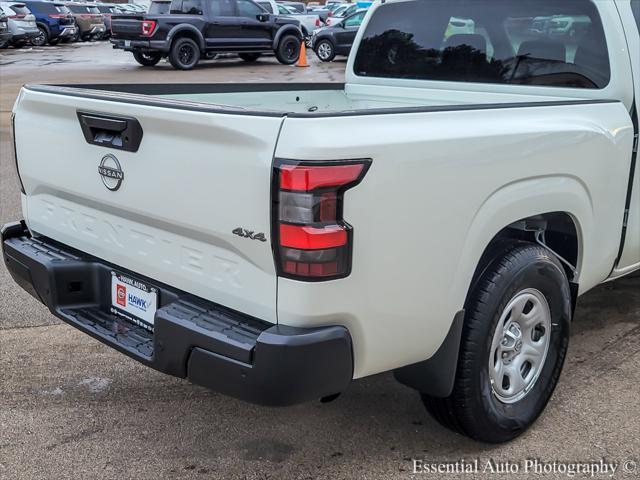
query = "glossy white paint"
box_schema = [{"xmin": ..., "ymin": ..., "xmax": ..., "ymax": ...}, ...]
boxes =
[
  {"xmin": 11, "ymin": 0, "xmax": 640, "ymax": 380},
  {"xmin": 14, "ymin": 90, "xmax": 282, "ymax": 324},
  {"xmin": 615, "ymin": 0, "xmax": 640, "ymax": 272},
  {"xmin": 276, "ymin": 103, "xmax": 634, "ymax": 377}
]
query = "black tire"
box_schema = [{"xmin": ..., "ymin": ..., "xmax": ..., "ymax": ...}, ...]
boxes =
[
  {"xmin": 48, "ymin": 37, "xmax": 60, "ymax": 46},
  {"xmin": 275, "ymin": 34, "xmax": 301, "ymax": 65},
  {"xmin": 72, "ymin": 28, "xmax": 80, "ymax": 42},
  {"xmin": 239, "ymin": 52, "xmax": 261, "ymax": 62},
  {"xmin": 314, "ymin": 38, "xmax": 335, "ymax": 62},
  {"xmin": 31, "ymin": 25, "xmax": 49, "ymax": 47},
  {"xmin": 168, "ymin": 37, "xmax": 200, "ymax": 70},
  {"xmin": 422, "ymin": 242, "xmax": 572, "ymax": 443},
  {"xmin": 133, "ymin": 51, "xmax": 162, "ymax": 67},
  {"xmin": 0, "ymin": 41, "xmax": 8, "ymax": 49}
]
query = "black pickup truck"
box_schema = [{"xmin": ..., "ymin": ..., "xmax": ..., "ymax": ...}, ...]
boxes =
[{"xmin": 111, "ymin": 0, "xmax": 305, "ymax": 70}]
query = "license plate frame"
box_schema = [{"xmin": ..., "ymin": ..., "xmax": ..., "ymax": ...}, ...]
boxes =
[{"xmin": 110, "ymin": 271, "xmax": 159, "ymax": 331}]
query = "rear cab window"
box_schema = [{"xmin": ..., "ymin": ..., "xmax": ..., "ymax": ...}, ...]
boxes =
[
  {"xmin": 354, "ymin": 0, "xmax": 610, "ymax": 89},
  {"xmin": 170, "ymin": 0, "xmax": 204, "ymax": 15}
]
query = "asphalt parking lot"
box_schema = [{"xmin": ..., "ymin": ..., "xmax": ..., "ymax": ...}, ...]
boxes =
[{"xmin": 1, "ymin": 41, "xmax": 639, "ymax": 480}]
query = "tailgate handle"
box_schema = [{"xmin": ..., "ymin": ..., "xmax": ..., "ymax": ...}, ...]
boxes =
[{"xmin": 77, "ymin": 111, "xmax": 143, "ymax": 153}]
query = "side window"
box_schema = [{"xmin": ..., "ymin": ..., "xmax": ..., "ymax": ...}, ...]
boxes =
[
  {"xmin": 632, "ymin": 0, "xmax": 640, "ymax": 31},
  {"xmin": 237, "ymin": 0, "xmax": 262, "ymax": 17},
  {"xmin": 343, "ymin": 12, "xmax": 364, "ymax": 28},
  {"xmin": 208, "ymin": 0, "xmax": 234, "ymax": 16},
  {"xmin": 256, "ymin": 1, "xmax": 273, "ymax": 13},
  {"xmin": 171, "ymin": 0, "xmax": 203, "ymax": 14}
]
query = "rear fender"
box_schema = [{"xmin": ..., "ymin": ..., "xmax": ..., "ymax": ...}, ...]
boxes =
[
  {"xmin": 167, "ymin": 24, "xmax": 205, "ymax": 51},
  {"xmin": 450, "ymin": 176, "xmax": 591, "ymax": 309}
]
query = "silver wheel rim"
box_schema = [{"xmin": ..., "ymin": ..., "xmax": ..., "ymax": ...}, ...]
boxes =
[
  {"xmin": 489, "ymin": 288, "xmax": 552, "ymax": 404},
  {"xmin": 318, "ymin": 42, "xmax": 332, "ymax": 60}
]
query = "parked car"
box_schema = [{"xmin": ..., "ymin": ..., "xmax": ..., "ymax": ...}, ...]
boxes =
[
  {"xmin": 116, "ymin": 3, "xmax": 147, "ymax": 14},
  {"xmin": 65, "ymin": 2, "xmax": 105, "ymax": 41},
  {"xmin": 21, "ymin": 1, "xmax": 76, "ymax": 46},
  {"xmin": 277, "ymin": 1, "xmax": 305, "ymax": 13},
  {"xmin": 6, "ymin": 0, "xmax": 640, "ymax": 445},
  {"xmin": 549, "ymin": 14, "xmax": 592, "ymax": 39},
  {"xmin": 95, "ymin": 3, "xmax": 120, "ymax": 38},
  {"xmin": 256, "ymin": 0, "xmax": 321, "ymax": 35},
  {"xmin": 110, "ymin": 0, "xmax": 306, "ymax": 70},
  {"xmin": 312, "ymin": 8, "xmax": 364, "ymax": 61},
  {"xmin": 147, "ymin": 0, "xmax": 171, "ymax": 15},
  {"xmin": 0, "ymin": 11, "xmax": 11, "ymax": 45},
  {"xmin": 324, "ymin": 2, "xmax": 356, "ymax": 26},
  {"xmin": 0, "ymin": 2, "xmax": 38, "ymax": 48}
]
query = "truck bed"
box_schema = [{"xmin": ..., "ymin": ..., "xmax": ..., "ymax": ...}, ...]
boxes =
[{"xmin": 27, "ymin": 82, "xmax": 602, "ymax": 117}]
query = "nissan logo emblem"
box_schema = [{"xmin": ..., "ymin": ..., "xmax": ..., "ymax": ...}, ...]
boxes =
[{"xmin": 98, "ymin": 154, "xmax": 124, "ymax": 191}]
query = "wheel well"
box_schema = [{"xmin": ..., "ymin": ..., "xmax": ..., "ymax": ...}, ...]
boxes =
[
  {"xmin": 471, "ymin": 212, "xmax": 580, "ymax": 287},
  {"xmin": 171, "ymin": 30, "xmax": 202, "ymax": 50}
]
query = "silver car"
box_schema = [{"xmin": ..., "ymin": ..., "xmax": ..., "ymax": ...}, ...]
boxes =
[{"xmin": 0, "ymin": 1, "xmax": 38, "ymax": 48}]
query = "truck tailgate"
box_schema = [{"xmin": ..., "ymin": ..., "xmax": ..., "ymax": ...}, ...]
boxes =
[{"xmin": 13, "ymin": 88, "xmax": 283, "ymax": 323}]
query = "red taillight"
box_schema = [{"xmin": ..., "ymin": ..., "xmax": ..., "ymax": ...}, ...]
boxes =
[
  {"xmin": 315, "ymin": 18, "xmax": 320, "ymax": 27},
  {"xmin": 141, "ymin": 20, "xmax": 156, "ymax": 36},
  {"xmin": 273, "ymin": 159, "xmax": 371, "ymax": 281}
]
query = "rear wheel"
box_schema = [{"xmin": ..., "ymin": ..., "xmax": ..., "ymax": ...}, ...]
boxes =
[
  {"xmin": 422, "ymin": 242, "xmax": 572, "ymax": 443},
  {"xmin": 239, "ymin": 52, "xmax": 261, "ymax": 62},
  {"xmin": 314, "ymin": 39, "xmax": 335, "ymax": 62},
  {"xmin": 275, "ymin": 34, "xmax": 301, "ymax": 65},
  {"xmin": 133, "ymin": 51, "xmax": 162, "ymax": 67},
  {"xmin": 31, "ymin": 25, "xmax": 49, "ymax": 47},
  {"xmin": 168, "ymin": 37, "xmax": 200, "ymax": 70}
]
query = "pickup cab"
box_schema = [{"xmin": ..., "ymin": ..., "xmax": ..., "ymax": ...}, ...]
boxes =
[
  {"xmin": 110, "ymin": 0, "xmax": 305, "ymax": 69},
  {"xmin": 4, "ymin": 0, "xmax": 640, "ymax": 443}
]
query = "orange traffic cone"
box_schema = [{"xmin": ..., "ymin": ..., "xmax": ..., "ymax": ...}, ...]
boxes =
[{"xmin": 296, "ymin": 41, "xmax": 310, "ymax": 68}]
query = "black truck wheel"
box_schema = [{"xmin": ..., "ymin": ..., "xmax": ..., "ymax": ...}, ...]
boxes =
[
  {"xmin": 133, "ymin": 51, "xmax": 162, "ymax": 67},
  {"xmin": 239, "ymin": 52, "xmax": 261, "ymax": 62},
  {"xmin": 422, "ymin": 242, "xmax": 572, "ymax": 443},
  {"xmin": 169, "ymin": 37, "xmax": 200, "ymax": 70},
  {"xmin": 275, "ymin": 34, "xmax": 301, "ymax": 65}
]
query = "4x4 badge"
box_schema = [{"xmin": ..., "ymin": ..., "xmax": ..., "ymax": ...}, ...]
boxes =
[
  {"xmin": 98, "ymin": 154, "xmax": 124, "ymax": 191},
  {"xmin": 233, "ymin": 228, "xmax": 267, "ymax": 242}
]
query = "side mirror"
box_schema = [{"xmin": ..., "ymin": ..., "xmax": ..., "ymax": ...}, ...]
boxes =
[{"xmin": 256, "ymin": 13, "xmax": 269, "ymax": 22}]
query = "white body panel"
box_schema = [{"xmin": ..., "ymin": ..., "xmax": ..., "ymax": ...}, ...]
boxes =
[
  {"xmin": 14, "ymin": 90, "xmax": 282, "ymax": 324},
  {"xmin": 614, "ymin": 0, "xmax": 640, "ymax": 273},
  {"xmin": 275, "ymin": 103, "xmax": 634, "ymax": 377},
  {"xmin": 10, "ymin": 0, "xmax": 640, "ymax": 380}
]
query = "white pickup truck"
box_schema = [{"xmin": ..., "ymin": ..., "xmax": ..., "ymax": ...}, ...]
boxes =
[{"xmin": 4, "ymin": 0, "xmax": 639, "ymax": 443}]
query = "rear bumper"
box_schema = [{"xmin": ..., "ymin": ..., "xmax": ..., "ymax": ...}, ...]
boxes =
[
  {"xmin": 57, "ymin": 26, "xmax": 77, "ymax": 38},
  {"xmin": 111, "ymin": 38, "xmax": 169, "ymax": 52},
  {"xmin": 2, "ymin": 221, "xmax": 353, "ymax": 406}
]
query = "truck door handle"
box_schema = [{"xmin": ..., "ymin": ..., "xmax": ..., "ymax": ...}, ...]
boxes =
[{"xmin": 77, "ymin": 111, "xmax": 143, "ymax": 153}]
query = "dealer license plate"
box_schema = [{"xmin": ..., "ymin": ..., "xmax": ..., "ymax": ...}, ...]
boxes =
[{"xmin": 110, "ymin": 272, "xmax": 158, "ymax": 330}]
